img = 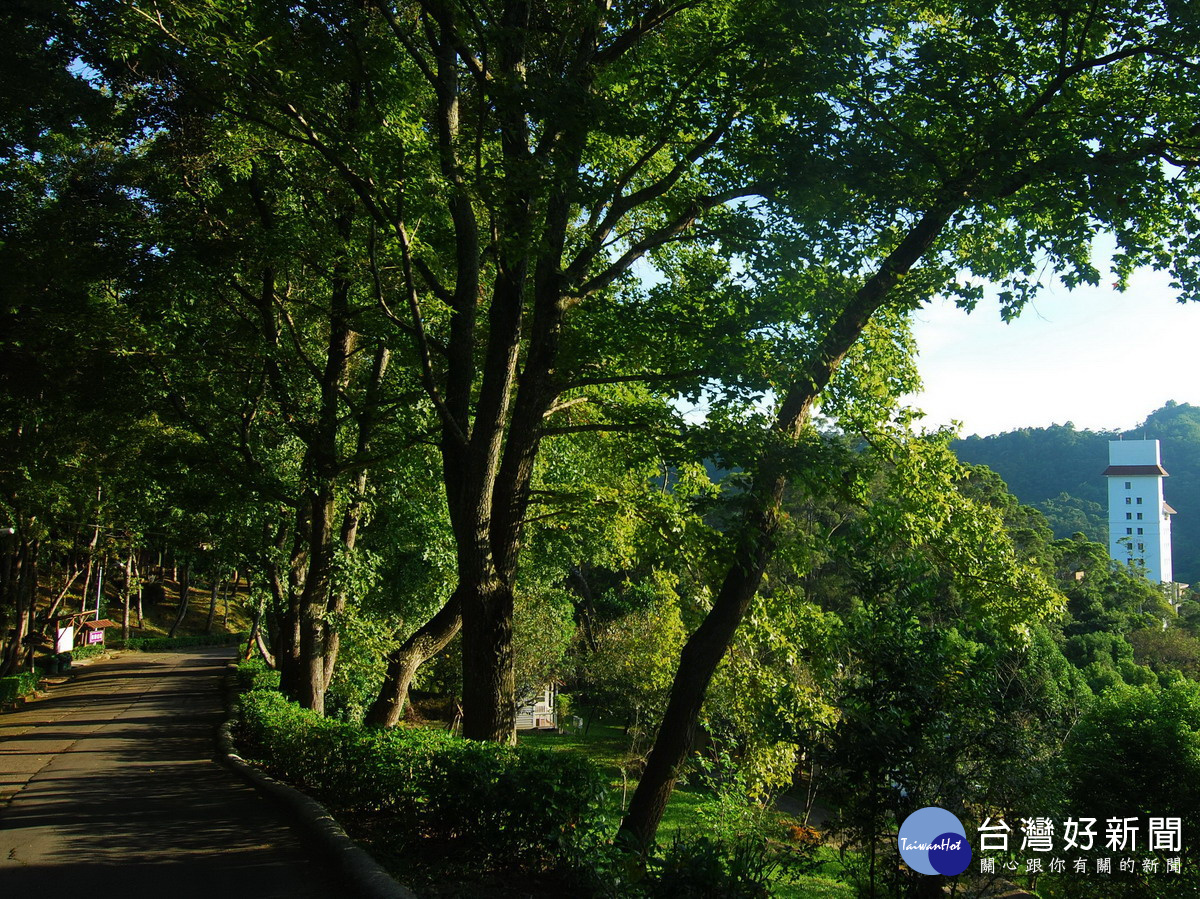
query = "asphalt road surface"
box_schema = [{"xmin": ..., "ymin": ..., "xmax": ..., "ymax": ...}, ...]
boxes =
[{"xmin": 0, "ymin": 648, "xmax": 343, "ymax": 897}]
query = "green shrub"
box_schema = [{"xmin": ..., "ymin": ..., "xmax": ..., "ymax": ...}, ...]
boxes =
[
  {"xmin": 70, "ymin": 644, "xmax": 108, "ymax": 661},
  {"xmin": 236, "ymin": 657, "xmax": 281, "ymax": 692},
  {"xmin": 235, "ymin": 686, "xmax": 609, "ymax": 873},
  {"xmin": 0, "ymin": 671, "xmax": 40, "ymax": 703}
]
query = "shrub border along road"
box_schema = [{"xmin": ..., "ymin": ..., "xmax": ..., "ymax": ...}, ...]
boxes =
[
  {"xmin": 0, "ymin": 671, "xmax": 41, "ymax": 705},
  {"xmin": 217, "ymin": 663, "xmax": 418, "ymax": 899}
]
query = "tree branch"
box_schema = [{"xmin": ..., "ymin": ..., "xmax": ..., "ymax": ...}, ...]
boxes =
[{"xmin": 570, "ymin": 187, "xmax": 763, "ymax": 302}]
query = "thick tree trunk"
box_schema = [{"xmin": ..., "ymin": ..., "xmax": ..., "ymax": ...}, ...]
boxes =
[
  {"xmin": 460, "ymin": 581, "xmax": 516, "ymax": 743},
  {"xmin": 23, "ymin": 541, "xmax": 39, "ymax": 673},
  {"xmin": 365, "ymin": 593, "xmax": 463, "ymax": 728},
  {"xmin": 618, "ymin": 492, "xmax": 784, "ymax": 848},
  {"xmin": 276, "ymin": 512, "xmax": 309, "ymax": 698},
  {"xmin": 168, "ymin": 562, "xmax": 192, "ymax": 638},
  {"xmin": 296, "ymin": 485, "xmax": 338, "ymax": 714},
  {"xmin": 0, "ymin": 537, "xmax": 30, "ymax": 677}
]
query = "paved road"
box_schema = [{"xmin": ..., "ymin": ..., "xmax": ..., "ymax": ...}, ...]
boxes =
[{"xmin": 0, "ymin": 648, "xmax": 342, "ymax": 897}]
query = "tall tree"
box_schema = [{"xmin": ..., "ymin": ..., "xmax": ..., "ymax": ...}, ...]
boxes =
[
  {"xmin": 0, "ymin": 0, "xmax": 151, "ymax": 671},
  {"xmin": 92, "ymin": 0, "xmax": 865, "ymax": 738},
  {"xmin": 60, "ymin": 1, "xmax": 1200, "ymax": 762},
  {"xmin": 619, "ymin": 0, "xmax": 1200, "ymax": 846}
]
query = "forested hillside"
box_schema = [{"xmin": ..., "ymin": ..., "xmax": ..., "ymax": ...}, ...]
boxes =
[{"xmin": 953, "ymin": 401, "xmax": 1200, "ymax": 583}]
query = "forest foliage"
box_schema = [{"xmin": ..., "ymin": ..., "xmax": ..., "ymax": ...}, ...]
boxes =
[{"xmin": 5, "ymin": 0, "xmax": 1200, "ymax": 895}]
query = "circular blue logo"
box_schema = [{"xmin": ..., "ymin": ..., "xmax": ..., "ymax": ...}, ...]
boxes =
[{"xmin": 898, "ymin": 807, "xmax": 971, "ymax": 876}]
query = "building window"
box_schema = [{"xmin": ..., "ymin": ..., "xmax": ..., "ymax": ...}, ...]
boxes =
[
  {"xmin": 1138, "ymin": 543, "xmax": 1145, "ymax": 551},
  {"xmin": 1127, "ymin": 528, "xmax": 1134, "ymax": 534},
  {"xmin": 1126, "ymin": 497, "xmax": 1132, "ymax": 504},
  {"xmin": 1125, "ymin": 481, "xmax": 1132, "ymax": 489},
  {"xmin": 1137, "ymin": 528, "xmax": 1143, "ymax": 535},
  {"xmin": 1137, "ymin": 513, "xmax": 1144, "ymax": 520},
  {"xmin": 1137, "ymin": 497, "xmax": 1143, "ymax": 504},
  {"xmin": 1127, "ymin": 512, "xmax": 1133, "ymax": 519}
]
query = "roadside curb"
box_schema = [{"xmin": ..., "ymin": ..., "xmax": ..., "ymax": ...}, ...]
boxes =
[{"xmin": 218, "ymin": 667, "xmax": 418, "ymax": 899}]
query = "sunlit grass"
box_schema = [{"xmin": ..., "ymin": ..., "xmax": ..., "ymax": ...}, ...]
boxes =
[{"xmin": 518, "ymin": 721, "xmax": 857, "ymax": 896}]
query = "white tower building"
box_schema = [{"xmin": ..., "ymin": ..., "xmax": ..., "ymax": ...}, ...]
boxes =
[{"xmin": 1104, "ymin": 439, "xmax": 1175, "ymax": 583}]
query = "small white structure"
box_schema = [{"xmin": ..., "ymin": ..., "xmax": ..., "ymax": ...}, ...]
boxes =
[
  {"xmin": 515, "ymin": 684, "xmax": 558, "ymax": 730},
  {"xmin": 1104, "ymin": 439, "xmax": 1174, "ymax": 583}
]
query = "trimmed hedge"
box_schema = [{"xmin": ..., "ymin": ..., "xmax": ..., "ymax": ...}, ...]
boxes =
[
  {"xmin": 235, "ymin": 657, "xmax": 281, "ymax": 692},
  {"xmin": 110, "ymin": 632, "xmax": 248, "ymax": 652},
  {"xmin": 0, "ymin": 671, "xmax": 40, "ymax": 703},
  {"xmin": 237, "ymin": 685, "xmax": 608, "ymax": 870}
]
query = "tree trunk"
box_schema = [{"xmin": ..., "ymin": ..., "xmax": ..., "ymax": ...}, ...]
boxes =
[
  {"xmin": 78, "ymin": 561, "xmax": 92, "ymax": 615},
  {"xmin": 460, "ymin": 581, "xmax": 516, "ymax": 743},
  {"xmin": 77, "ymin": 487, "xmax": 101, "ymax": 613},
  {"xmin": 23, "ymin": 541, "xmax": 39, "ymax": 673},
  {"xmin": 223, "ymin": 573, "xmax": 237, "ymax": 629},
  {"xmin": 365, "ymin": 593, "xmax": 462, "ymax": 728},
  {"xmin": 255, "ymin": 624, "xmax": 276, "ymax": 667},
  {"xmin": 276, "ymin": 510, "xmax": 309, "ymax": 698},
  {"xmin": 296, "ymin": 484, "xmax": 338, "ymax": 714},
  {"xmin": 93, "ymin": 555, "xmax": 106, "ymax": 617},
  {"xmin": 246, "ymin": 596, "xmax": 276, "ymax": 666},
  {"xmin": 42, "ymin": 567, "xmax": 83, "ymax": 629},
  {"xmin": 617, "ymin": 195, "xmax": 963, "ymax": 850},
  {"xmin": 135, "ymin": 561, "xmax": 144, "ymax": 628},
  {"xmin": 568, "ymin": 566, "xmax": 599, "ymax": 653},
  {"xmin": 205, "ymin": 578, "xmax": 220, "ymax": 633},
  {"xmin": 168, "ymin": 562, "xmax": 192, "ymax": 638},
  {"xmin": 121, "ymin": 549, "xmax": 134, "ymax": 642},
  {"xmin": 617, "ymin": 496, "xmax": 783, "ymax": 848},
  {"xmin": 1, "ymin": 596, "xmax": 20, "ymax": 677},
  {"xmin": 1, "ymin": 537, "xmax": 30, "ymax": 677}
]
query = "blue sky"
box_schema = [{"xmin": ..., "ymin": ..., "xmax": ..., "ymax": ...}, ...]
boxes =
[{"xmin": 907, "ymin": 257, "xmax": 1200, "ymax": 438}]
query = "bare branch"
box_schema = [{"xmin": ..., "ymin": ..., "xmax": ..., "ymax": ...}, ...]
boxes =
[{"xmin": 543, "ymin": 396, "xmax": 593, "ymax": 418}]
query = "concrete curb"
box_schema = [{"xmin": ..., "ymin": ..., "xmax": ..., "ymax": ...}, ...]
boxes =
[{"xmin": 218, "ymin": 667, "xmax": 418, "ymax": 899}]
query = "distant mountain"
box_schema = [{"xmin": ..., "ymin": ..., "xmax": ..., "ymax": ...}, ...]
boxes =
[{"xmin": 953, "ymin": 401, "xmax": 1200, "ymax": 585}]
